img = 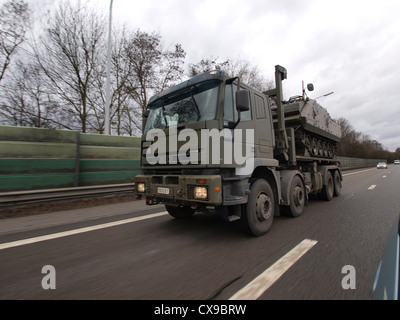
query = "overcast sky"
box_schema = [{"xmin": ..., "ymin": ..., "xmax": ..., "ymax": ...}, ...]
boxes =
[{"xmin": 27, "ymin": 0, "xmax": 400, "ymax": 151}]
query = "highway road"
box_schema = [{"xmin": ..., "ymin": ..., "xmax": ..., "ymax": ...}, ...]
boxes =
[{"xmin": 1, "ymin": 165, "xmax": 399, "ymax": 300}]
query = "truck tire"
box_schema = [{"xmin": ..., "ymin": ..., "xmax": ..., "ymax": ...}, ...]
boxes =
[
  {"xmin": 166, "ymin": 205, "xmax": 195, "ymax": 219},
  {"xmin": 284, "ymin": 175, "xmax": 305, "ymax": 218},
  {"xmin": 319, "ymin": 171, "xmax": 334, "ymax": 201},
  {"xmin": 333, "ymin": 170, "xmax": 342, "ymax": 197},
  {"xmin": 242, "ymin": 179, "xmax": 275, "ymax": 237}
]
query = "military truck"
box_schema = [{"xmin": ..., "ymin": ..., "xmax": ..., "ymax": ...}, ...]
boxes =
[{"xmin": 135, "ymin": 65, "xmax": 342, "ymax": 236}]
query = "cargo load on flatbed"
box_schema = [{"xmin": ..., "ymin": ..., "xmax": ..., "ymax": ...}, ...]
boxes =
[{"xmin": 272, "ymin": 98, "xmax": 341, "ymax": 159}]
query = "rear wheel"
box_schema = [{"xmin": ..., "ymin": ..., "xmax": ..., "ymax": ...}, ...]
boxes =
[
  {"xmin": 319, "ymin": 171, "xmax": 334, "ymax": 201},
  {"xmin": 166, "ymin": 205, "xmax": 195, "ymax": 219},
  {"xmin": 284, "ymin": 175, "xmax": 306, "ymax": 217},
  {"xmin": 242, "ymin": 179, "xmax": 275, "ymax": 237},
  {"xmin": 333, "ymin": 170, "xmax": 342, "ymax": 197}
]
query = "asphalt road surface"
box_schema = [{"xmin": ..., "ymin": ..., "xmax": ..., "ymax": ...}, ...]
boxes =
[{"xmin": 1, "ymin": 166, "xmax": 399, "ymax": 300}]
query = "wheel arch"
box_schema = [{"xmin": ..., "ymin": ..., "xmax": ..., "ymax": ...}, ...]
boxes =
[{"xmin": 250, "ymin": 166, "xmax": 281, "ymax": 217}]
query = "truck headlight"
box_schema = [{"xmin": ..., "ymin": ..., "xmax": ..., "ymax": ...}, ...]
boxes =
[
  {"xmin": 137, "ymin": 183, "xmax": 146, "ymax": 193},
  {"xmin": 194, "ymin": 187, "xmax": 208, "ymax": 200}
]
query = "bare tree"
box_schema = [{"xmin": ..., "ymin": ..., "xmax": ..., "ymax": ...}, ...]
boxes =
[
  {"xmin": 123, "ymin": 30, "xmax": 162, "ymax": 117},
  {"xmin": 105, "ymin": 26, "xmax": 142, "ymax": 136},
  {"xmin": 0, "ymin": 0, "xmax": 30, "ymax": 84},
  {"xmin": 33, "ymin": 0, "xmax": 106, "ymax": 133},
  {"xmin": 157, "ymin": 43, "xmax": 186, "ymax": 92},
  {"xmin": 123, "ymin": 30, "xmax": 186, "ymax": 133},
  {"xmin": 89, "ymin": 27, "xmax": 186, "ymax": 136},
  {"xmin": 188, "ymin": 57, "xmax": 229, "ymax": 78},
  {"xmin": 188, "ymin": 56, "xmax": 273, "ymax": 92},
  {"xmin": 1, "ymin": 60, "xmax": 44, "ymax": 127},
  {"xmin": 1, "ymin": 58, "xmax": 74, "ymax": 130},
  {"xmin": 224, "ymin": 58, "xmax": 274, "ymax": 92},
  {"xmin": 108, "ymin": 27, "xmax": 132, "ymax": 136}
]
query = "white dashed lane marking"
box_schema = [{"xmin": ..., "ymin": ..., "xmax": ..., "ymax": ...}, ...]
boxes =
[{"xmin": 229, "ymin": 239, "xmax": 318, "ymax": 300}]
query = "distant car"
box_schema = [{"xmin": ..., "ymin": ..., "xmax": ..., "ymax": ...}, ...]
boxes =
[
  {"xmin": 377, "ymin": 162, "xmax": 388, "ymax": 169},
  {"xmin": 394, "ymin": 160, "xmax": 400, "ymax": 165}
]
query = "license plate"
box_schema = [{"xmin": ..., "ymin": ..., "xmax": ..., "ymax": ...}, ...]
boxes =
[{"xmin": 158, "ymin": 187, "xmax": 170, "ymax": 195}]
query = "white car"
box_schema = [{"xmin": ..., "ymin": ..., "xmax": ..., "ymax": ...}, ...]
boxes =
[
  {"xmin": 377, "ymin": 162, "xmax": 388, "ymax": 169},
  {"xmin": 394, "ymin": 160, "xmax": 400, "ymax": 165}
]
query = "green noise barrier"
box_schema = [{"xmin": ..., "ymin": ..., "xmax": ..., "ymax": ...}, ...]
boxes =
[{"xmin": 0, "ymin": 126, "xmax": 141, "ymax": 192}]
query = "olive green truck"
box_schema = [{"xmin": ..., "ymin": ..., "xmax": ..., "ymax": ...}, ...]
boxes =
[{"xmin": 135, "ymin": 65, "xmax": 342, "ymax": 236}]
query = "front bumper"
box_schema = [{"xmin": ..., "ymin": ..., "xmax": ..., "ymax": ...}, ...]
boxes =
[{"xmin": 135, "ymin": 174, "xmax": 223, "ymax": 207}]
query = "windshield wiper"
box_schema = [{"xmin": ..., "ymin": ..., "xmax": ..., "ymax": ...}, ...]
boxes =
[
  {"xmin": 190, "ymin": 86, "xmax": 201, "ymax": 121},
  {"xmin": 161, "ymin": 105, "xmax": 168, "ymax": 128}
]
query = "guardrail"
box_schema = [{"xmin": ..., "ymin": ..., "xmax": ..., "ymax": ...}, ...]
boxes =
[
  {"xmin": 0, "ymin": 183, "xmax": 135, "ymax": 208},
  {"xmin": 0, "ymin": 160, "xmax": 386, "ymax": 209}
]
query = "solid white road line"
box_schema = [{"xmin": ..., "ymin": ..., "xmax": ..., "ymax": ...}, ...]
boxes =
[
  {"xmin": 229, "ymin": 239, "xmax": 318, "ymax": 300},
  {"xmin": 0, "ymin": 211, "xmax": 169, "ymax": 251},
  {"xmin": 342, "ymin": 168, "xmax": 376, "ymax": 177}
]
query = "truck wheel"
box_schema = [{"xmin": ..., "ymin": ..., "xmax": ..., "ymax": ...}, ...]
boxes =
[
  {"xmin": 319, "ymin": 171, "xmax": 334, "ymax": 201},
  {"xmin": 333, "ymin": 170, "xmax": 342, "ymax": 197},
  {"xmin": 242, "ymin": 179, "xmax": 275, "ymax": 237},
  {"xmin": 285, "ymin": 175, "xmax": 305, "ymax": 218},
  {"xmin": 166, "ymin": 205, "xmax": 195, "ymax": 219}
]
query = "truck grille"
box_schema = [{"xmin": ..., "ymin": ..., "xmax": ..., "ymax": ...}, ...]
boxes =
[{"xmin": 142, "ymin": 141, "xmax": 200, "ymax": 166}]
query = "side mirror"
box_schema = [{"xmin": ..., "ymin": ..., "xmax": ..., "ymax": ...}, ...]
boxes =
[
  {"xmin": 236, "ymin": 90, "xmax": 250, "ymax": 112},
  {"xmin": 307, "ymin": 83, "xmax": 314, "ymax": 92},
  {"xmin": 142, "ymin": 109, "xmax": 150, "ymax": 132}
]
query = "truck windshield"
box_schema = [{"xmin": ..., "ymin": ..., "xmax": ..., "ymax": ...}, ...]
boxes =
[{"xmin": 144, "ymin": 80, "xmax": 220, "ymax": 134}]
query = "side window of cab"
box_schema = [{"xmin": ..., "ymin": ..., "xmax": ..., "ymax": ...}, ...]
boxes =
[{"xmin": 224, "ymin": 83, "xmax": 252, "ymax": 123}]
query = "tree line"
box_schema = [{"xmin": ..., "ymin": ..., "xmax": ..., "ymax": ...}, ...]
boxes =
[
  {"xmin": 0, "ymin": 0, "xmax": 398, "ymax": 160},
  {"xmin": 0, "ymin": 0, "xmax": 271, "ymax": 137},
  {"xmin": 335, "ymin": 117, "xmax": 399, "ymax": 162}
]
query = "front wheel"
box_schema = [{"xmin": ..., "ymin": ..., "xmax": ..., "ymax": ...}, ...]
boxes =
[
  {"xmin": 242, "ymin": 179, "xmax": 275, "ymax": 237},
  {"xmin": 166, "ymin": 205, "xmax": 195, "ymax": 219}
]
